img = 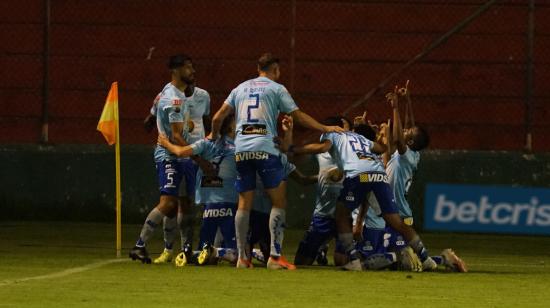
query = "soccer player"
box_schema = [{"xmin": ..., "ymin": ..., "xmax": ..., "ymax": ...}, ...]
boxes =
[
  {"xmin": 384, "ymin": 87, "xmax": 467, "ymax": 272},
  {"xmin": 157, "ymin": 114, "xmax": 237, "ymax": 267},
  {"xmin": 143, "ymin": 76, "xmax": 211, "ymax": 265},
  {"xmin": 129, "ymin": 54, "xmax": 195, "ymax": 264},
  {"xmin": 294, "ymin": 116, "xmax": 352, "ymax": 267},
  {"xmin": 290, "ymin": 119, "xmax": 435, "ymax": 271},
  {"xmin": 208, "ymin": 53, "xmax": 345, "ymax": 269}
]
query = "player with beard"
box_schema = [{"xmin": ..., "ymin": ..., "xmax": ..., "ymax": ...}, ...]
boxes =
[{"xmin": 130, "ymin": 54, "xmax": 196, "ymax": 263}]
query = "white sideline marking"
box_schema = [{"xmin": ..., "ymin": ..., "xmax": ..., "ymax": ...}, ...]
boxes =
[{"xmin": 0, "ymin": 258, "xmax": 127, "ymax": 287}]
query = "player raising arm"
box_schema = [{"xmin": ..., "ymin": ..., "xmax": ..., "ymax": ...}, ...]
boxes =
[{"xmin": 290, "ymin": 122, "xmax": 435, "ymax": 271}]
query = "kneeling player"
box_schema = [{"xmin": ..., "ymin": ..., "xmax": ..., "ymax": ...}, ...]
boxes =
[{"xmin": 292, "ymin": 124, "xmax": 435, "ymax": 271}]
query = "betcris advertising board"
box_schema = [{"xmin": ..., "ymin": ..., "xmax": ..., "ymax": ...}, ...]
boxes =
[{"xmin": 424, "ymin": 184, "xmax": 550, "ymax": 235}]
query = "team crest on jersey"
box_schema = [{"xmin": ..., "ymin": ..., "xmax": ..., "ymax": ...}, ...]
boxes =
[
  {"xmin": 345, "ymin": 192, "xmax": 355, "ymax": 202},
  {"xmin": 172, "ymin": 99, "xmax": 182, "ymax": 113}
]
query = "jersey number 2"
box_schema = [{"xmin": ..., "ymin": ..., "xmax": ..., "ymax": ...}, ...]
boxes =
[{"xmin": 247, "ymin": 94, "xmax": 260, "ymax": 123}]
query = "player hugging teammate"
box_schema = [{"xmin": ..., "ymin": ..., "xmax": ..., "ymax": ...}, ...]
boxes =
[{"xmin": 132, "ymin": 52, "xmax": 466, "ymax": 273}]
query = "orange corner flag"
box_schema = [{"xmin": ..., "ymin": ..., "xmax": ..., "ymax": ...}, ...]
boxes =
[{"xmin": 97, "ymin": 82, "xmax": 119, "ymax": 145}]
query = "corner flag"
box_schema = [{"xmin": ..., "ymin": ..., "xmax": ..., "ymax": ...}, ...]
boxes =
[
  {"xmin": 97, "ymin": 82, "xmax": 123, "ymax": 257},
  {"xmin": 97, "ymin": 82, "xmax": 119, "ymax": 145}
]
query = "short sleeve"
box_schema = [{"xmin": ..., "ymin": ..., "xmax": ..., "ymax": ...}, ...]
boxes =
[
  {"xmin": 225, "ymin": 88, "xmax": 238, "ymax": 109},
  {"xmin": 320, "ymin": 132, "xmax": 335, "ymax": 144},
  {"xmin": 191, "ymin": 139, "xmax": 217, "ymax": 160},
  {"xmin": 278, "ymin": 86, "xmax": 299, "ymax": 114}
]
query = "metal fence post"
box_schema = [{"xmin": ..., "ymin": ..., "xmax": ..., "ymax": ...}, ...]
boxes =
[
  {"xmin": 525, "ymin": 0, "xmax": 535, "ymax": 152},
  {"xmin": 40, "ymin": 0, "xmax": 51, "ymax": 143}
]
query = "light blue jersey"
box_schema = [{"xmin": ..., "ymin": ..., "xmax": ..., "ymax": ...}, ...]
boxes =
[
  {"xmin": 154, "ymin": 83, "xmax": 190, "ymax": 162},
  {"xmin": 191, "ymin": 137, "xmax": 238, "ymax": 205},
  {"xmin": 252, "ymin": 154, "xmax": 296, "ymax": 214},
  {"xmin": 150, "ymin": 86, "xmax": 210, "ymax": 144},
  {"xmin": 321, "ymin": 131, "xmax": 385, "ymax": 178},
  {"xmin": 313, "ymin": 152, "xmax": 342, "ymax": 218},
  {"xmin": 225, "ymin": 77, "xmax": 298, "ymax": 155},
  {"xmin": 184, "ymin": 87, "xmax": 210, "ymax": 144},
  {"xmin": 386, "ymin": 148, "xmax": 420, "ymax": 218}
]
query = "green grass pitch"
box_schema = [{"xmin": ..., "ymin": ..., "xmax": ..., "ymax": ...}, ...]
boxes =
[{"xmin": 1, "ymin": 222, "xmax": 549, "ymax": 307}]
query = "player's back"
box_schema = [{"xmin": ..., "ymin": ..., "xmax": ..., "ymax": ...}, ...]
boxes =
[
  {"xmin": 313, "ymin": 153, "xmax": 342, "ymax": 218},
  {"xmin": 226, "ymin": 76, "xmax": 298, "ymax": 155},
  {"xmin": 154, "ymin": 83, "xmax": 189, "ymax": 162},
  {"xmin": 386, "ymin": 148, "xmax": 420, "ymax": 218},
  {"xmin": 321, "ymin": 131, "xmax": 385, "ymax": 178},
  {"xmin": 193, "ymin": 137, "xmax": 238, "ymax": 205}
]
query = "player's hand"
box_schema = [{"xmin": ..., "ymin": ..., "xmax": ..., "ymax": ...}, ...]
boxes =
[
  {"xmin": 327, "ymin": 167, "xmax": 343, "ymax": 182},
  {"xmin": 386, "ymin": 86, "xmax": 399, "ymax": 109},
  {"xmin": 206, "ymin": 132, "xmax": 216, "ymax": 141},
  {"xmin": 323, "ymin": 125, "xmax": 346, "ymax": 134},
  {"xmin": 196, "ymin": 158, "xmax": 216, "ymax": 176},
  {"xmin": 398, "ymin": 80, "xmax": 410, "ymax": 97},
  {"xmin": 282, "ymin": 115, "xmax": 294, "ymax": 132},
  {"xmin": 143, "ymin": 114, "xmax": 156, "ymax": 133},
  {"xmin": 157, "ymin": 133, "xmax": 169, "ymax": 147},
  {"xmin": 353, "ymin": 111, "xmax": 367, "ymax": 126}
]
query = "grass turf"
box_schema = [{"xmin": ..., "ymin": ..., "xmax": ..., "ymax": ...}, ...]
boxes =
[{"xmin": 1, "ymin": 222, "xmax": 549, "ymax": 307}]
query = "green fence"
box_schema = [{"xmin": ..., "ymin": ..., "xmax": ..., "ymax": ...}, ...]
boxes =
[{"xmin": 1, "ymin": 145, "xmax": 549, "ymax": 229}]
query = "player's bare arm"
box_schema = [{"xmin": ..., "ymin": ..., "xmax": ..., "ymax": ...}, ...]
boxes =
[
  {"xmin": 289, "ymin": 169, "xmax": 318, "ymax": 185},
  {"xmin": 293, "ymin": 139, "xmax": 332, "ymax": 155},
  {"xmin": 290, "ymin": 109, "xmax": 345, "ymax": 134},
  {"xmin": 157, "ymin": 134, "xmax": 193, "ymax": 157},
  {"xmin": 209, "ymin": 102, "xmax": 233, "ymax": 140},
  {"xmin": 398, "ymin": 80, "xmax": 415, "ymax": 129},
  {"xmin": 170, "ymin": 122, "xmax": 188, "ymax": 147},
  {"xmin": 387, "ymin": 87, "xmax": 406, "ymax": 155},
  {"xmin": 280, "ymin": 115, "xmax": 294, "ymax": 152},
  {"xmin": 327, "ymin": 167, "xmax": 344, "ymax": 182},
  {"xmin": 380, "ymin": 119, "xmax": 393, "ymax": 166},
  {"xmin": 144, "ymin": 114, "xmax": 156, "ymax": 133}
]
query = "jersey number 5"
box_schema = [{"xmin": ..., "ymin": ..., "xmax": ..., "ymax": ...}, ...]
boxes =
[{"xmin": 247, "ymin": 94, "xmax": 260, "ymax": 123}]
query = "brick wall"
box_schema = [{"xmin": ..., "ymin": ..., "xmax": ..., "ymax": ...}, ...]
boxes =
[{"xmin": 1, "ymin": 0, "xmax": 548, "ymax": 150}]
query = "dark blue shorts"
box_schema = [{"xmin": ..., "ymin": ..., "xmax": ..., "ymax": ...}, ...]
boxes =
[
  {"xmin": 179, "ymin": 158, "xmax": 199, "ymax": 197},
  {"xmin": 385, "ymin": 225, "xmax": 408, "ymax": 252},
  {"xmin": 198, "ymin": 202, "xmax": 237, "ymax": 250},
  {"xmin": 235, "ymin": 152, "xmax": 284, "ymax": 193},
  {"xmin": 295, "ymin": 215, "xmax": 345, "ymax": 260},
  {"xmin": 338, "ymin": 174, "xmax": 399, "ymax": 214},
  {"xmin": 156, "ymin": 160, "xmax": 185, "ymax": 196},
  {"xmin": 357, "ymin": 227, "xmax": 389, "ymax": 258}
]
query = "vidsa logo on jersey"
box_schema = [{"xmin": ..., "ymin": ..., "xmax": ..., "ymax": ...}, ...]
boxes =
[
  {"xmin": 203, "ymin": 208, "xmax": 234, "ymax": 218},
  {"xmin": 424, "ymin": 184, "xmax": 550, "ymax": 235}
]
